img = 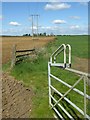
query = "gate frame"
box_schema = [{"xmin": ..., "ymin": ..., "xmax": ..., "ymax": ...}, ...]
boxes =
[{"xmin": 48, "ymin": 44, "xmax": 90, "ymax": 119}]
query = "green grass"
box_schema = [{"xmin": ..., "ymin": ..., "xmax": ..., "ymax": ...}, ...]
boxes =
[
  {"xmin": 10, "ymin": 55, "xmax": 54, "ymax": 118},
  {"xmin": 47, "ymin": 35, "xmax": 88, "ymax": 58},
  {"xmin": 3, "ymin": 35, "xmax": 89, "ymax": 118},
  {"xmin": 50, "ymin": 67, "xmax": 89, "ymax": 116}
]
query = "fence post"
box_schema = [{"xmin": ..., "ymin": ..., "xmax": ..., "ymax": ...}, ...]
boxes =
[{"xmin": 11, "ymin": 45, "xmax": 16, "ymax": 68}]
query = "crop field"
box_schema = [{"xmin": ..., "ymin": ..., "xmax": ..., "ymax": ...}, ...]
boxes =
[
  {"xmin": 2, "ymin": 36, "xmax": 55, "ymax": 64},
  {"xmin": 2, "ymin": 35, "xmax": 89, "ymax": 118}
]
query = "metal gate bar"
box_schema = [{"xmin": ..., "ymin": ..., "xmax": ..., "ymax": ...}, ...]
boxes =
[
  {"xmin": 50, "ymin": 72, "xmax": 90, "ymax": 99},
  {"xmin": 50, "ymin": 85, "xmax": 89, "ymax": 118},
  {"xmin": 48, "ymin": 44, "xmax": 90, "ymax": 119},
  {"xmin": 50, "ymin": 94, "xmax": 74, "ymax": 119},
  {"xmin": 51, "ymin": 75, "xmax": 84, "ymax": 109}
]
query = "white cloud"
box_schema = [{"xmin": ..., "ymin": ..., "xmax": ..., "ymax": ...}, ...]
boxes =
[
  {"xmin": 70, "ymin": 16, "xmax": 80, "ymax": 19},
  {"xmin": 1, "ymin": 24, "xmax": 88, "ymax": 36},
  {"xmin": 44, "ymin": 3, "xmax": 71, "ymax": 10},
  {"xmin": 9, "ymin": 21, "xmax": 21, "ymax": 26},
  {"xmin": 52, "ymin": 19, "xmax": 66, "ymax": 24},
  {"xmin": 29, "ymin": 26, "xmax": 37, "ymax": 30},
  {"xmin": 39, "ymin": 24, "xmax": 88, "ymax": 35},
  {"xmin": 46, "ymin": 26, "xmax": 52, "ymax": 29},
  {"xmin": 40, "ymin": 26, "xmax": 46, "ymax": 29},
  {"xmin": 33, "ymin": 26, "xmax": 37, "ymax": 30},
  {"xmin": 70, "ymin": 25, "xmax": 80, "ymax": 29}
]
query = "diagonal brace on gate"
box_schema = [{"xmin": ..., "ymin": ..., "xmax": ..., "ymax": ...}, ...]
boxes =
[{"xmin": 51, "ymin": 75, "xmax": 84, "ymax": 109}]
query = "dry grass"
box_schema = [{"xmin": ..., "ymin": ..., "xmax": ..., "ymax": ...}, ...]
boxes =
[{"xmin": 2, "ymin": 36, "xmax": 55, "ymax": 64}]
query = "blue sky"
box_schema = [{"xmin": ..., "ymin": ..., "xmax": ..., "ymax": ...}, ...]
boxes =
[{"xmin": 1, "ymin": 2, "xmax": 88, "ymax": 35}]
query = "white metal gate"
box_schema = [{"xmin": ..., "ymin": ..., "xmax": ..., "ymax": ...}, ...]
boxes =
[{"xmin": 48, "ymin": 44, "xmax": 90, "ymax": 119}]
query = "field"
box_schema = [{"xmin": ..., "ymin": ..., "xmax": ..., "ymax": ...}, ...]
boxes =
[
  {"xmin": 2, "ymin": 35, "xmax": 89, "ymax": 71},
  {"xmin": 47, "ymin": 35, "xmax": 89, "ymax": 72},
  {"xmin": 2, "ymin": 36, "xmax": 55, "ymax": 64},
  {"xmin": 2, "ymin": 35, "xmax": 89, "ymax": 118}
]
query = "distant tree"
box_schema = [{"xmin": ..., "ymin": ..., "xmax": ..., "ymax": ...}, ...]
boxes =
[
  {"xmin": 39, "ymin": 33, "xmax": 42, "ymax": 36},
  {"xmin": 23, "ymin": 34, "xmax": 31, "ymax": 36},
  {"xmin": 43, "ymin": 32, "xmax": 46, "ymax": 36}
]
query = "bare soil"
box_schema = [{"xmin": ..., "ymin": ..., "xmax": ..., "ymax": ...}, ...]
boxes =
[{"xmin": 2, "ymin": 72, "xmax": 34, "ymax": 118}]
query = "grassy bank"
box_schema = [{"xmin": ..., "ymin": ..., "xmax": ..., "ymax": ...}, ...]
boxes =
[{"xmin": 3, "ymin": 35, "xmax": 89, "ymax": 118}]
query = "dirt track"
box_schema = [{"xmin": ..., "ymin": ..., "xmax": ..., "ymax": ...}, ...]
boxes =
[{"xmin": 2, "ymin": 72, "xmax": 33, "ymax": 118}]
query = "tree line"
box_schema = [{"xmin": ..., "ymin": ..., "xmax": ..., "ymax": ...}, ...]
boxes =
[{"xmin": 23, "ymin": 32, "xmax": 54, "ymax": 36}]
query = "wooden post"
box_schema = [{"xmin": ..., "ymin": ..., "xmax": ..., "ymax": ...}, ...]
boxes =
[{"xmin": 11, "ymin": 45, "xmax": 16, "ymax": 68}]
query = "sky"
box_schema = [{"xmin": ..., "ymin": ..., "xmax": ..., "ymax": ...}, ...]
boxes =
[{"xmin": 0, "ymin": 1, "xmax": 89, "ymax": 35}]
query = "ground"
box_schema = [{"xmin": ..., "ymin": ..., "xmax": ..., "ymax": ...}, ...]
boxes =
[
  {"xmin": 72, "ymin": 56, "xmax": 89, "ymax": 73},
  {"xmin": 1, "ymin": 36, "xmax": 89, "ymax": 118},
  {"xmin": 1, "ymin": 36, "xmax": 89, "ymax": 72},
  {"xmin": 2, "ymin": 72, "xmax": 33, "ymax": 118},
  {"xmin": 2, "ymin": 36, "xmax": 55, "ymax": 118},
  {"xmin": 2, "ymin": 36, "xmax": 55, "ymax": 64}
]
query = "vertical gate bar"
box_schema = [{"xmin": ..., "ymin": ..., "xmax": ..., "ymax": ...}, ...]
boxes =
[
  {"xmin": 64, "ymin": 45, "xmax": 66, "ymax": 67},
  {"xmin": 67, "ymin": 44, "xmax": 71, "ymax": 67},
  {"xmin": 84, "ymin": 75, "xmax": 86, "ymax": 118},
  {"xmin": 48, "ymin": 62, "xmax": 51, "ymax": 105}
]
